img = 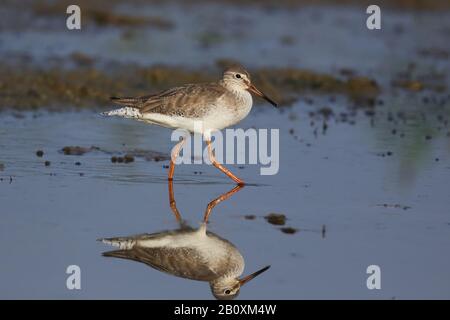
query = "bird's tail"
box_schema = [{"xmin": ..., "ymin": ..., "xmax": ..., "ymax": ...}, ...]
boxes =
[
  {"xmin": 110, "ymin": 96, "xmax": 141, "ymax": 108},
  {"xmin": 100, "ymin": 106, "xmax": 141, "ymax": 118},
  {"xmin": 98, "ymin": 237, "xmax": 136, "ymax": 250}
]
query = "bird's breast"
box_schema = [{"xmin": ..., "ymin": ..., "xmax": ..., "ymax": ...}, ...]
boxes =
[{"xmin": 206, "ymin": 90, "xmax": 252, "ymax": 130}]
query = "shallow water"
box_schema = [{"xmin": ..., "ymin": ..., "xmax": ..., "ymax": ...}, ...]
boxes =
[{"xmin": 1, "ymin": 101, "xmax": 449, "ymax": 299}]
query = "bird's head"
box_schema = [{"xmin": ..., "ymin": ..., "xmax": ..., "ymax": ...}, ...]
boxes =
[
  {"xmin": 209, "ymin": 265, "xmax": 270, "ymax": 300},
  {"xmin": 223, "ymin": 65, "xmax": 277, "ymax": 107}
]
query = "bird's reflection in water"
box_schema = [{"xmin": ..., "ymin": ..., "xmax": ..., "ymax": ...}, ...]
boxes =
[{"xmin": 99, "ymin": 181, "xmax": 270, "ymax": 300}]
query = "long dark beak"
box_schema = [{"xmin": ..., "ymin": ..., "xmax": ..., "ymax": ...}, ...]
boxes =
[
  {"xmin": 238, "ymin": 265, "xmax": 270, "ymax": 286},
  {"xmin": 247, "ymin": 84, "xmax": 278, "ymax": 107}
]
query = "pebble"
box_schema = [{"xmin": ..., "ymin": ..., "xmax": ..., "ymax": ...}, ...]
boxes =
[
  {"xmin": 265, "ymin": 213, "xmax": 286, "ymax": 226},
  {"xmin": 280, "ymin": 227, "xmax": 298, "ymax": 234}
]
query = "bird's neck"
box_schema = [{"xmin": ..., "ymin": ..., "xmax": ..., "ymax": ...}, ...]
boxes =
[
  {"xmin": 220, "ymin": 82, "xmax": 251, "ymax": 106},
  {"xmin": 221, "ymin": 80, "xmax": 245, "ymax": 95},
  {"xmin": 211, "ymin": 274, "xmax": 239, "ymax": 287}
]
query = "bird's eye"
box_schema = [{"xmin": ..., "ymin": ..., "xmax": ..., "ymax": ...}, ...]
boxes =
[
  {"xmin": 224, "ymin": 289, "xmax": 231, "ymax": 295},
  {"xmin": 235, "ymin": 74, "xmax": 241, "ymax": 79}
]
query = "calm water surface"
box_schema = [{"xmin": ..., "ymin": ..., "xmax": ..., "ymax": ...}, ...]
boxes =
[{"xmin": 1, "ymin": 103, "xmax": 449, "ymax": 299}]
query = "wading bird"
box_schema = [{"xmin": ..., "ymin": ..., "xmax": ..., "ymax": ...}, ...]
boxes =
[{"xmin": 102, "ymin": 65, "xmax": 277, "ymax": 185}]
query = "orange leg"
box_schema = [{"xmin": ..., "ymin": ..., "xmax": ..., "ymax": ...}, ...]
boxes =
[
  {"xmin": 206, "ymin": 140, "xmax": 244, "ymax": 185},
  {"xmin": 203, "ymin": 184, "xmax": 244, "ymax": 223},
  {"xmin": 168, "ymin": 137, "xmax": 186, "ymax": 181},
  {"xmin": 168, "ymin": 179, "xmax": 182, "ymax": 222}
]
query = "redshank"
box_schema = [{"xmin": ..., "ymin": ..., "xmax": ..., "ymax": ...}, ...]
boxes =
[{"xmin": 102, "ymin": 65, "xmax": 277, "ymax": 185}]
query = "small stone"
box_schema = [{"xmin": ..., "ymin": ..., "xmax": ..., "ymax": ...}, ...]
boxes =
[
  {"xmin": 36, "ymin": 150, "xmax": 44, "ymax": 157},
  {"xmin": 124, "ymin": 154, "xmax": 135, "ymax": 163},
  {"xmin": 365, "ymin": 110, "xmax": 375, "ymax": 117},
  {"xmin": 75, "ymin": 162, "xmax": 81, "ymax": 166},
  {"xmin": 44, "ymin": 161, "xmax": 51, "ymax": 166},
  {"xmin": 61, "ymin": 146, "xmax": 91, "ymax": 156},
  {"xmin": 264, "ymin": 213, "xmax": 286, "ymax": 226},
  {"xmin": 318, "ymin": 107, "xmax": 333, "ymax": 119},
  {"xmin": 280, "ymin": 227, "xmax": 298, "ymax": 234}
]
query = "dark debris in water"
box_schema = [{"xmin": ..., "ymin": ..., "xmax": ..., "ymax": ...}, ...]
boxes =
[
  {"xmin": 124, "ymin": 154, "xmax": 135, "ymax": 163},
  {"xmin": 264, "ymin": 213, "xmax": 287, "ymax": 226},
  {"xmin": 377, "ymin": 204, "xmax": 411, "ymax": 210},
  {"xmin": 318, "ymin": 107, "xmax": 334, "ymax": 119},
  {"xmin": 244, "ymin": 214, "xmax": 256, "ymax": 220},
  {"xmin": 123, "ymin": 149, "xmax": 169, "ymax": 162},
  {"xmin": 60, "ymin": 145, "xmax": 168, "ymax": 162},
  {"xmin": 280, "ymin": 227, "xmax": 298, "ymax": 234},
  {"xmin": 0, "ymin": 176, "xmax": 14, "ymax": 184},
  {"xmin": 111, "ymin": 154, "xmax": 135, "ymax": 164},
  {"xmin": 377, "ymin": 151, "xmax": 394, "ymax": 157},
  {"xmin": 36, "ymin": 150, "xmax": 44, "ymax": 157},
  {"xmin": 0, "ymin": 163, "xmax": 4, "ymax": 171},
  {"xmin": 392, "ymin": 80, "xmax": 424, "ymax": 92},
  {"xmin": 61, "ymin": 146, "xmax": 100, "ymax": 156}
]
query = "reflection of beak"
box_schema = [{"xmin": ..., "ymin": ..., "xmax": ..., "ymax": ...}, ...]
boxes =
[
  {"xmin": 238, "ymin": 265, "xmax": 271, "ymax": 286},
  {"xmin": 247, "ymin": 83, "xmax": 278, "ymax": 107}
]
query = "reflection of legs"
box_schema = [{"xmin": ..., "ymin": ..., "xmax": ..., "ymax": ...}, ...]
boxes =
[
  {"xmin": 206, "ymin": 140, "xmax": 244, "ymax": 185},
  {"xmin": 203, "ymin": 184, "xmax": 244, "ymax": 223},
  {"xmin": 168, "ymin": 137, "xmax": 186, "ymax": 181},
  {"xmin": 168, "ymin": 179, "xmax": 182, "ymax": 222}
]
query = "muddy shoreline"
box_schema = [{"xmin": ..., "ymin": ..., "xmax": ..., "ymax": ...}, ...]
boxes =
[
  {"xmin": 0, "ymin": 59, "xmax": 385, "ymax": 110},
  {"xmin": 1, "ymin": 1, "xmax": 448, "ymax": 112}
]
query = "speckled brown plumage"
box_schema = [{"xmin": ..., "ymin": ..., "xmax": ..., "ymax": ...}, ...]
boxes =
[
  {"xmin": 102, "ymin": 228, "xmax": 240, "ymax": 282},
  {"xmin": 111, "ymin": 82, "xmax": 228, "ymax": 118}
]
